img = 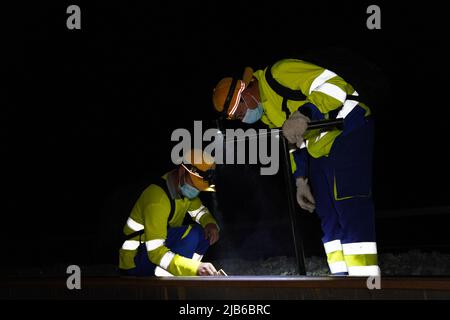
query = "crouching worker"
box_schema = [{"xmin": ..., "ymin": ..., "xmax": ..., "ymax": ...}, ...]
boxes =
[{"xmin": 119, "ymin": 149, "xmax": 220, "ymax": 276}]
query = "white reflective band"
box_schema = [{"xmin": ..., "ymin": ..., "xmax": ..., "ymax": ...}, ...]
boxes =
[
  {"xmin": 189, "ymin": 206, "xmax": 208, "ymax": 223},
  {"xmin": 324, "ymin": 240, "xmax": 343, "ymax": 254},
  {"xmin": 188, "ymin": 205, "xmax": 206, "ymax": 218},
  {"xmin": 192, "ymin": 253, "xmax": 203, "ymax": 261},
  {"xmin": 228, "ymin": 81, "xmax": 246, "ymax": 117},
  {"xmin": 146, "ymin": 239, "xmax": 165, "ymax": 251},
  {"xmin": 315, "ymin": 131, "xmax": 328, "ymax": 143},
  {"xmin": 154, "ymin": 266, "xmax": 174, "ymax": 277},
  {"xmin": 298, "ymin": 141, "xmax": 307, "ymax": 149},
  {"xmin": 329, "ymin": 261, "xmax": 348, "ymax": 274},
  {"xmin": 315, "ymin": 83, "xmax": 347, "ymax": 103},
  {"xmin": 337, "ymin": 91, "xmax": 359, "ymax": 119},
  {"xmin": 348, "ymin": 265, "xmax": 380, "ymax": 277},
  {"xmin": 195, "ymin": 209, "xmax": 207, "ymax": 223},
  {"xmin": 181, "ymin": 163, "xmax": 204, "ymax": 179},
  {"xmin": 126, "ymin": 217, "xmax": 144, "ymax": 232},
  {"xmin": 159, "ymin": 251, "xmax": 175, "ymax": 270},
  {"xmin": 343, "ymin": 242, "xmax": 378, "ymax": 255},
  {"xmin": 309, "ymin": 69, "xmax": 337, "ymax": 94},
  {"xmin": 121, "ymin": 240, "xmax": 140, "ymax": 250}
]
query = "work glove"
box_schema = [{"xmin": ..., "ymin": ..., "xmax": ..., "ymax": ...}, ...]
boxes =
[
  {"xmin": 296, "ymin": 176, "xmax": 315, "ymax": 213},
  {"xmin": 282, "ymin": 111, "xmax": 310, "ymax": 148}
]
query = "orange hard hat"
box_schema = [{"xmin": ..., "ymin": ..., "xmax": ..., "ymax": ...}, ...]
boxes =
[
  {"xmin": 212, "ymin": 67, "xmax": 254, "ymax": 119},
  {"xmin": 181, "ymin": 149, "xmax": 216, "ymax": 192}
]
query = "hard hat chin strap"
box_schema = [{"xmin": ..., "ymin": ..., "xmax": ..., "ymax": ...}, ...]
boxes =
[
  {"xmin": 182, "ymin": 163, "xmax": 216, "ymax": 184},
  {"xmin": 221, "ymin": 77, "xmax": 238, "ymax": 119}
]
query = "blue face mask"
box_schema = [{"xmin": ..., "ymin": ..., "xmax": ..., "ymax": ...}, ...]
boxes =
[
  {"xmin": 242, "ymin": 103, "xmax": 264, "ymax": 124},
  {"xmin": 180, "ymin": 183, "xmax": 200, "ymax": 199}
]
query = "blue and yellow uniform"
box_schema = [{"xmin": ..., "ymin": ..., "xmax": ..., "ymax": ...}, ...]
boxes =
[
  {"xmin": 254, "ymin": 59, "xmax": 379, "ymax": 276},
  {"xmin": 119, "ymin": 172, "xmax": 219, "ymax": 276}
]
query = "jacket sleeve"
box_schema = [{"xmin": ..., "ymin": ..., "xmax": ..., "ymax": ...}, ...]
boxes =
[
  {"xmin": 187, "ymin": 197, "xmax": 219, "ymax": 230},
  {"xmin": 143, "ymin": 186, "xmax": 200, "ymax": 276},
  {"xmin": 305, "ymin": 75, "xmax": 353, "ymax": 115},
  {"xmin": 293, "ymin": 148, "xmax": 309, "ymax": 178}
]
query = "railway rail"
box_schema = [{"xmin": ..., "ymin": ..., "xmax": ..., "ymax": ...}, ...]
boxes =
[{"xmin": 2, "ymin": 276, "xmax": 450, "ymax": 300}]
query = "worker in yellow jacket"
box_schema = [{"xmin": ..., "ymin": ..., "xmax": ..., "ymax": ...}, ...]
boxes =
[
  {"xmin": 119, "ymin": 149, "xmax": 220, "ymax": 276},
  {"xmin": 212, "ymin": 59, "xmax": 379, "ymax": 276}
]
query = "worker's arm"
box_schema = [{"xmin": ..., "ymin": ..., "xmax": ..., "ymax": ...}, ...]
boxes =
[
  {"xmin": 269, "ymin": 59, "xmax": 351, "ymax": 117},
  {"xmin": 143, "ymin": 186, "xmax": 201, "ymax": 276},
  {"xmin": 187, "ymin": 198, "xmax": 219, "ymax": 230},
  {"xmin": 303, "ymin": 75, "xmax": 354, "ymax": 116},
  {"xmin": 293, "ymin": 148, "xmax": 309, "ymax": 179},
  {"xmin": 188, "ymin": 198, "xmax": 220, "ymax": 245},
  {"xmin": 292, "ymin": 149, "xmax": 316, "ymax": 212},
  {"xmin": 290, "ymin": 75, "xmax": 352, "ymax": 148},
  {"xmin": 118, "ymin": 214, "xmax": 143, "ymax": 270}
]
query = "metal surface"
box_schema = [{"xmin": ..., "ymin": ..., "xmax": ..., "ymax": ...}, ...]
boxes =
[
  {"xmin": 218, "ymin": 118, "xmax": 344, "ymax": 143},
  {"xmin": 3, "ymin": 276, "xmax": 450, "ymax": 300}
]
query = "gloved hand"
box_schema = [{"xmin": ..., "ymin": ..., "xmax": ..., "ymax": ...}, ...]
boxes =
[
  {"xmin": 296, "ymin": 177, "xmax": 315, "ymax": 213},
  {"xmin": 282, "ymin": 111, "xmax": 310, "ymax": 148}
]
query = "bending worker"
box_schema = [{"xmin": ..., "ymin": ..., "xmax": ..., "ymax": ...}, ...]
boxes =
[
  {"xmin": 212, "ymin": 58, "xmax": 380, "ymax": 276},
  {"xmin": 119, "ymin": 149, "xmax": 220, "ymax": 276}
]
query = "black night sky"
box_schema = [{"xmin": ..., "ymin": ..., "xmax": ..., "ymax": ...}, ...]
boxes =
[{"xmin": 3, "ymin": 1, "xmax": 450, "ymax": 270}]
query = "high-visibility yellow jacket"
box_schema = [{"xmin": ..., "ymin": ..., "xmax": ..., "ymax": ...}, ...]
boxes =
[
  {"xmin": 253, "ymin": 59, "xmax": 370, "ymax": 159},
  {"xmin": 119, "ymin": 172, "xmax": 218, "ymax": 276}
]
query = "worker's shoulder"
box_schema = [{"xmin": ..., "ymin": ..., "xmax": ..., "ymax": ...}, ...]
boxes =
[
  {"xmin": 270, "ymin": 59, "xmax": 324, "ymax": 81},
  {"xmin": 139, "ymin": 182, "xmax": 171, "ymax": 207},
  {"xmin": 274, "ymin": 58, "xmax": 320, "ymax": 69}
]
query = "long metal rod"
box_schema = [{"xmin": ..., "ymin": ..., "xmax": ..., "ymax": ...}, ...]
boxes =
[
  {"xmin": 219, "ymin": 118, "xmax": 344, "ymax": 143},
  {"xmin": 281, "ymin": 136, "xmax": 307, "ymax": 275}
]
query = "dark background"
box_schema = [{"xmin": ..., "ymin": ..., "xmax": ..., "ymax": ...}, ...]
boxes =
[{"xmin": 2, "ymin": 1, "xmax": 450, "ymax": 271}]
